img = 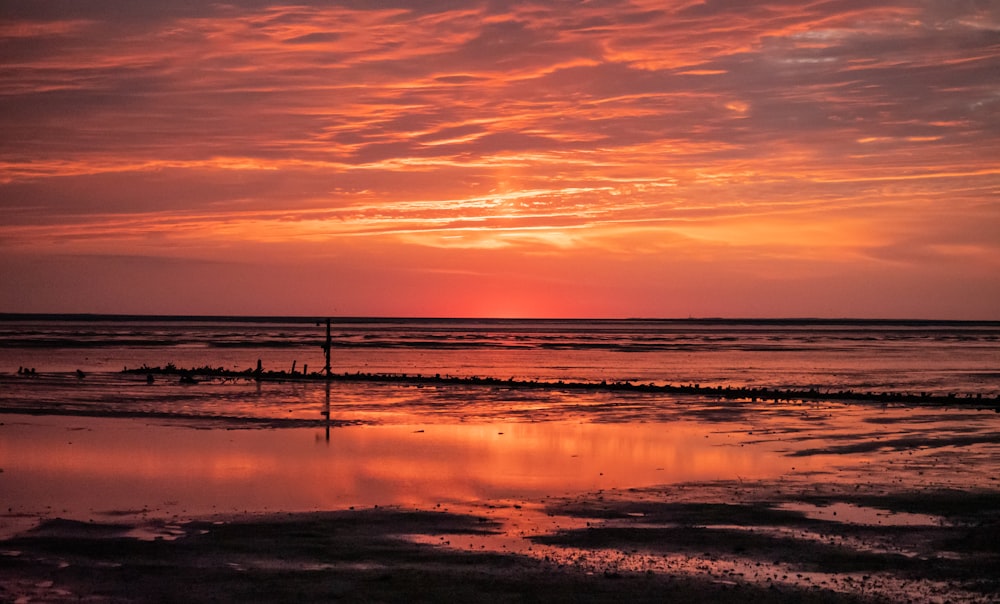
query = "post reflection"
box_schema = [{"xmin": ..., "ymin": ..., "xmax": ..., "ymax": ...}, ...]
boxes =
[{"xmin": 323, "ymin": 380, "xmax": 330, "ymax": 443}]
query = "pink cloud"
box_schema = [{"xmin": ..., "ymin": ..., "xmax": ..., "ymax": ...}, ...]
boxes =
[{"xmin": 0, "ymin": 1, "xmax": 997, "ymax": 317}]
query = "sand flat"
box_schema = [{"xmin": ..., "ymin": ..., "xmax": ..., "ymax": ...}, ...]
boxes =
[{"xmin": 1, "ymin": 377, "xmax": 998, "ymax": 602}]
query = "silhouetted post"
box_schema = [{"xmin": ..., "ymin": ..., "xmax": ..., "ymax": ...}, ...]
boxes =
[{"xmin": 323, "ymin": 318, "xmax": 332, "ymax": 379}]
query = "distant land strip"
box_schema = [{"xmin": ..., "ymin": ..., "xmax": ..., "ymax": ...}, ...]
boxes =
[{"xmin": 122, "ymin": 364, "xmax": 1000, "ymax": 410}]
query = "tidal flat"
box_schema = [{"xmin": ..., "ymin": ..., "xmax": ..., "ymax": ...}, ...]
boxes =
[{"xmin": 1, "ymin": 375, "xmax": 999, "ymax": 602}]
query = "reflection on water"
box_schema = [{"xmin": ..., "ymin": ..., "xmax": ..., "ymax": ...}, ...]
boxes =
[
  {"xmin": 3, "ymin": 370, "xmax": 998, "ymax": 541},
  {"xmin": 775, "ymin": 502, "xmax": 944, "ymax": 527},
  {"xmin": 0, "ymin": 414, "xmax": 803, "ymax": 524}
]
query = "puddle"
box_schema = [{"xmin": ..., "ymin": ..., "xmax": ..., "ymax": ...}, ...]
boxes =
[
  {"xmin": 776, "ymin": 502, "xmax": 946, "ymax": 527},
  {"xmin": 403, "ymin": 500, "xmax": 982, "ymax": 604},
  {"xmin": 0, "ymin": 415, "xmax": 805, "ymax": 522},
  {"xmin": 124, "ymin": 523, "xmax": 192, "ymax": 541}
]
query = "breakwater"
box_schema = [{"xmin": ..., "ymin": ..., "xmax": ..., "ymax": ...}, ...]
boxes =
[{"xmin": 122, "ymin": 364, "xmax": 1000, "ymax": 410}]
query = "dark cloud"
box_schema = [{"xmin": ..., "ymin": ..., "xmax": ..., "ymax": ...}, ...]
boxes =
[
  {"xmin": 283, "ymin": 31, "xmax": 342, "ymax": 45},
  {"xmin": 2, "ymin": 0, "xmax": 994, "ymax": 165}
]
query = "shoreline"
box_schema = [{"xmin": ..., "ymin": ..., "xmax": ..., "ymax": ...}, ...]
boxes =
[{"xmin": 0, "ymin": 405, "xmax": 361, "ymax": 429}]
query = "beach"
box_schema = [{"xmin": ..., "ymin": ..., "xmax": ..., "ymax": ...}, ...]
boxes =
[
  {"xmin": 4, "ymin": 482, "xmax": 998, "ymax": 603},
  {"xmin": 1, "ymin": 318, "xmax": 999, "ymax": 602},
  {"xmin": 2, "ymin": 378, "xmax": 999, "ymax": 602}
]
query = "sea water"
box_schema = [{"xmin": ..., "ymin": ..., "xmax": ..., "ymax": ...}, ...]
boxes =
[
  {"xmin": 1, "ymin": 316, "xmax": 998, "ymax": 395},
  {"xmin": 2, "ymin": 316, "xmax": 999, "ymax": 526}
]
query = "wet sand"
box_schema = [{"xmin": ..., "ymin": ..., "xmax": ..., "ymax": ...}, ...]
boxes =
[
  {"xmin": 1, "ymin": 376, "xmax": 999, "ymax": 602},
  {"xmin": 2, "ymin": 481, "xmax": 998, "ymax": 602}
]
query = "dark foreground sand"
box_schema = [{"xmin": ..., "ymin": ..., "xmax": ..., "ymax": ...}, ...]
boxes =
[{"xmin": 2, "ymin": 479, "xmax": 997, "ymax": 603}]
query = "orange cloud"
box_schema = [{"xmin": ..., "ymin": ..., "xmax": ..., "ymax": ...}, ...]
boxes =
[{"xmin": 0, "ymin": 1, "xmax": 998, "ymax": 317}]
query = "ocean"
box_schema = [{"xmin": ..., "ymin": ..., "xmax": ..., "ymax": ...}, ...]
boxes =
[{"xmin": 2, "ymin": 315, "xmax": 999, "ymax": 395}]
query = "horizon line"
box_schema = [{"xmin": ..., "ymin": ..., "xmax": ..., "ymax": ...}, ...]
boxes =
[{"xmin": 1, "ymin": 312, "xmax": 998, "ymax": 325}]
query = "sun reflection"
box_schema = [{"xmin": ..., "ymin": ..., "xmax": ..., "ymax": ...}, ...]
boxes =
[{"xmin": 0, "ymin": 417, "xmax": 804, "ymax": 518}]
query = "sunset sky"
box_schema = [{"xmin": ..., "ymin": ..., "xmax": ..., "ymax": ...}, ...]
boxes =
[{"xmin": 1, "ymin": 1, "xmax": 998, "ymax": 318}]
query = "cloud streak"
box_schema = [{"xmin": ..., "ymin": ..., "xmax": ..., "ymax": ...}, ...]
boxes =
[{"xmin": 1, "ymin": 0, "xmax": 998, "ymax": 316}]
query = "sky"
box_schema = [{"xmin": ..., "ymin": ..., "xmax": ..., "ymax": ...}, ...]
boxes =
[{"xmin": 1, "ymin": 1, "xmax": 998, "ymax": 319}]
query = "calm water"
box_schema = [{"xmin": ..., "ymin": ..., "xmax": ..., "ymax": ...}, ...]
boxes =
[
  {"xmin": 2, "ymin": 316, "xmax": 999, "ymax": 533},
  {"xmin": 2, "ymin": 316, "xmax": 999, "ymax": 395}
]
